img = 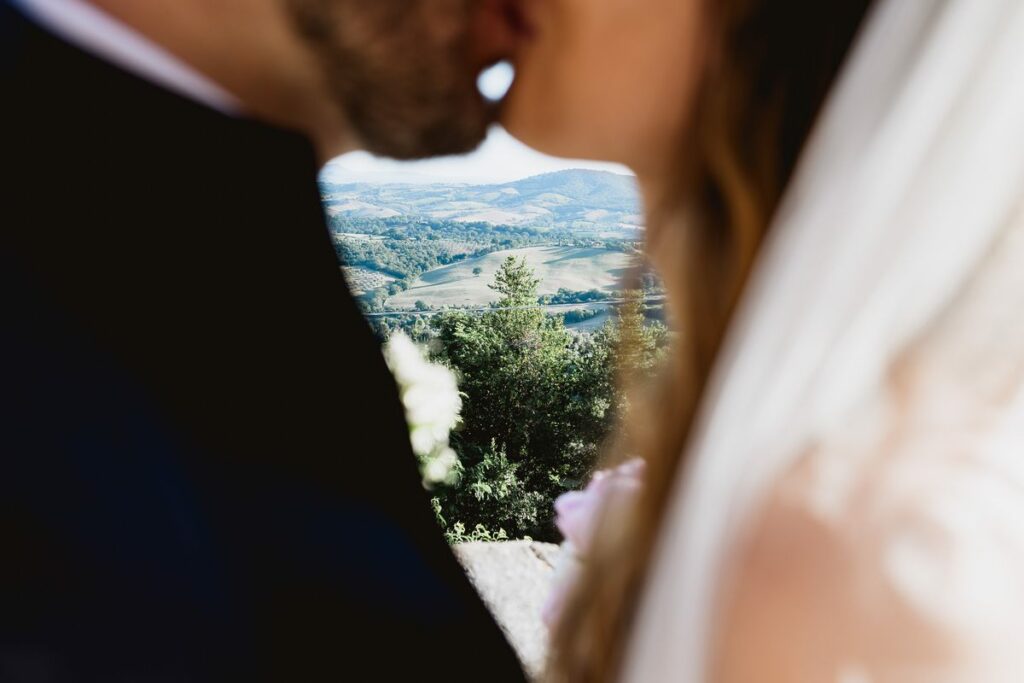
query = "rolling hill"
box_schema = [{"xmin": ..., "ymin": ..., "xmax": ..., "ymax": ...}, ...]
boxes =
[
  {"xmin": 388, "ymin": 245, "xmax": 635, "ymax": 309},
  {"xmin": 321, "ymin": 169, "xmax": 643, "ymax": 234}
]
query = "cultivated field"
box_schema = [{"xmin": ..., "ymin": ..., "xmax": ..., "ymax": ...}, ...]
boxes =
[
  {"xmin": 389, "ymin": 245, "xmax": 636, "ymax": 309},
  {"xmin": 342, "ymin": 266, "xmax": 396, "ymax": 295}
]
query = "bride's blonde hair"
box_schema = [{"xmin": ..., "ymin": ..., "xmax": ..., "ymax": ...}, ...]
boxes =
[{"xmin": 547, "ymin": 1, "xmax": 873, "ymax": 680}]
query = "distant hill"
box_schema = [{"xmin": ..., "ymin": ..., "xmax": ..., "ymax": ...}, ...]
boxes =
[{"xmin": 320, "ymin": 169, "xmax": 643, "ymax": 233}]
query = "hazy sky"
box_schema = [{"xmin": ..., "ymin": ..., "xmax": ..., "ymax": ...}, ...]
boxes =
[
  {"xmin": 322, "ymin": 63, "xmax": 632, "ymax": 186},
  {"xmin": 324, "ymin": 128, "xmax": 631, "ymax": 185}
]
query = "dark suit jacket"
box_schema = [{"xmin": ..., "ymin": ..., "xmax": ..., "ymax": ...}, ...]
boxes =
[{"xmin": 0, "ymin": 3, "xmax": 525, "ymax": 680}]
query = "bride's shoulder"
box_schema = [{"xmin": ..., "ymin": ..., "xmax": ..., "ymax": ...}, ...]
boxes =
[
  {"xmin": 711, "ymin": 208, "xmax": 1024, "ymax": 682},
  {"xmin": 714, "ymin": 410, "xmax": 1024, "ymax": 681}
]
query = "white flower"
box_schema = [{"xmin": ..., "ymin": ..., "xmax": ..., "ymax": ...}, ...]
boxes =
[
  {"xmin": 384, "ymin": 333, "xmax": 463, "ymax": 486},
  {"xmin": 424, "ymin": 447, "xmax": 460, "ymax": 486},
  {"xmin": 409, "ymin": 425, "xmax": 436, "ymax": 457}
]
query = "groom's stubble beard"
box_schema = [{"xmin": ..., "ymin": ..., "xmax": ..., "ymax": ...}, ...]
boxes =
[{"xmin": 287, "ymin": 0, "xmax": 493, "ymax": 159}]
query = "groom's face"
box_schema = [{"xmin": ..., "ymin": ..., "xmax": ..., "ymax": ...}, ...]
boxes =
[{"xmin": 288, "ymin": 0, "xmax": 524, "ymax": 159}]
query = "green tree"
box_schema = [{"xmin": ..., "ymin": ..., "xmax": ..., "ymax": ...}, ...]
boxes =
[
  {"xmin": 429, "ymin": 258, "xmax": 618, "ymax": 539},
  {"xmin": 608, "ymin": 289, "xmax": 669, "ymax": 379},
  {"xmin": 489, "ymin": 256, "xmax": 540, "ymax": 308}
]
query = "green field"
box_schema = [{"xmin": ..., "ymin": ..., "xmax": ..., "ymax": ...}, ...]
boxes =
[{"xmin": 389, "ymin": 245, "xmax": 635, "ymax": 310}]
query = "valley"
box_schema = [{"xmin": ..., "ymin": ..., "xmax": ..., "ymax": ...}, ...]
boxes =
[{"xmin": 322, "ymin": 169, "xmax": 651, "ymax": 315}]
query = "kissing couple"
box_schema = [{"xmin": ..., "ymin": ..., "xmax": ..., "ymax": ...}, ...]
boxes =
[{"xmin": 5, "ymin": 0, "xmax": 1024, "ymax": 681}]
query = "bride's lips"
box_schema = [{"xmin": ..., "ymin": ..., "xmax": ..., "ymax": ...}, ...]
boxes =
[{"xmin": 471, "ymin": 0, "xmax": 537, "ymax": 68}]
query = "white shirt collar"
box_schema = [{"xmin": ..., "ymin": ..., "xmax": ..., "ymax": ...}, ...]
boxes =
[{"xmin": 11, "ymin": 0, "xmax": 242, "ymax": 115}]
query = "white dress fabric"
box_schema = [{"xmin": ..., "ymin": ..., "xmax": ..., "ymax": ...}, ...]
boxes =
[{"xmin": 621, "ymin": 0, "xmax": 1024, "ymax": 681}]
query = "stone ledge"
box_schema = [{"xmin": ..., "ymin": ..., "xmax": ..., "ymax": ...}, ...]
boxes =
[{"xmin": 454, "ymin": 541, "xmax": 560, "ymax": 678}]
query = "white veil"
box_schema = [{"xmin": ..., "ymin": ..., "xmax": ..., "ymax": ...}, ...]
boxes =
[{"xmin": 620, "ymin": 0, "xmax": 1024, "ymax": 680}]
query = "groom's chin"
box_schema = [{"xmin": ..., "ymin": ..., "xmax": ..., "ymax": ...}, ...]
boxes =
[{"xmin": 354, "ymin": 90, "xmax": 498, "ymax": 161}]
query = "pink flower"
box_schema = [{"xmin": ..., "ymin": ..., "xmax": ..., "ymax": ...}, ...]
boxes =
[
  {"xmin": 543, "ymin": 458, "xmax": 645, "ymax": 628},
  {"xmin": 554, "ymin": 458, "xmax": 645, "ymax": 554}
]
